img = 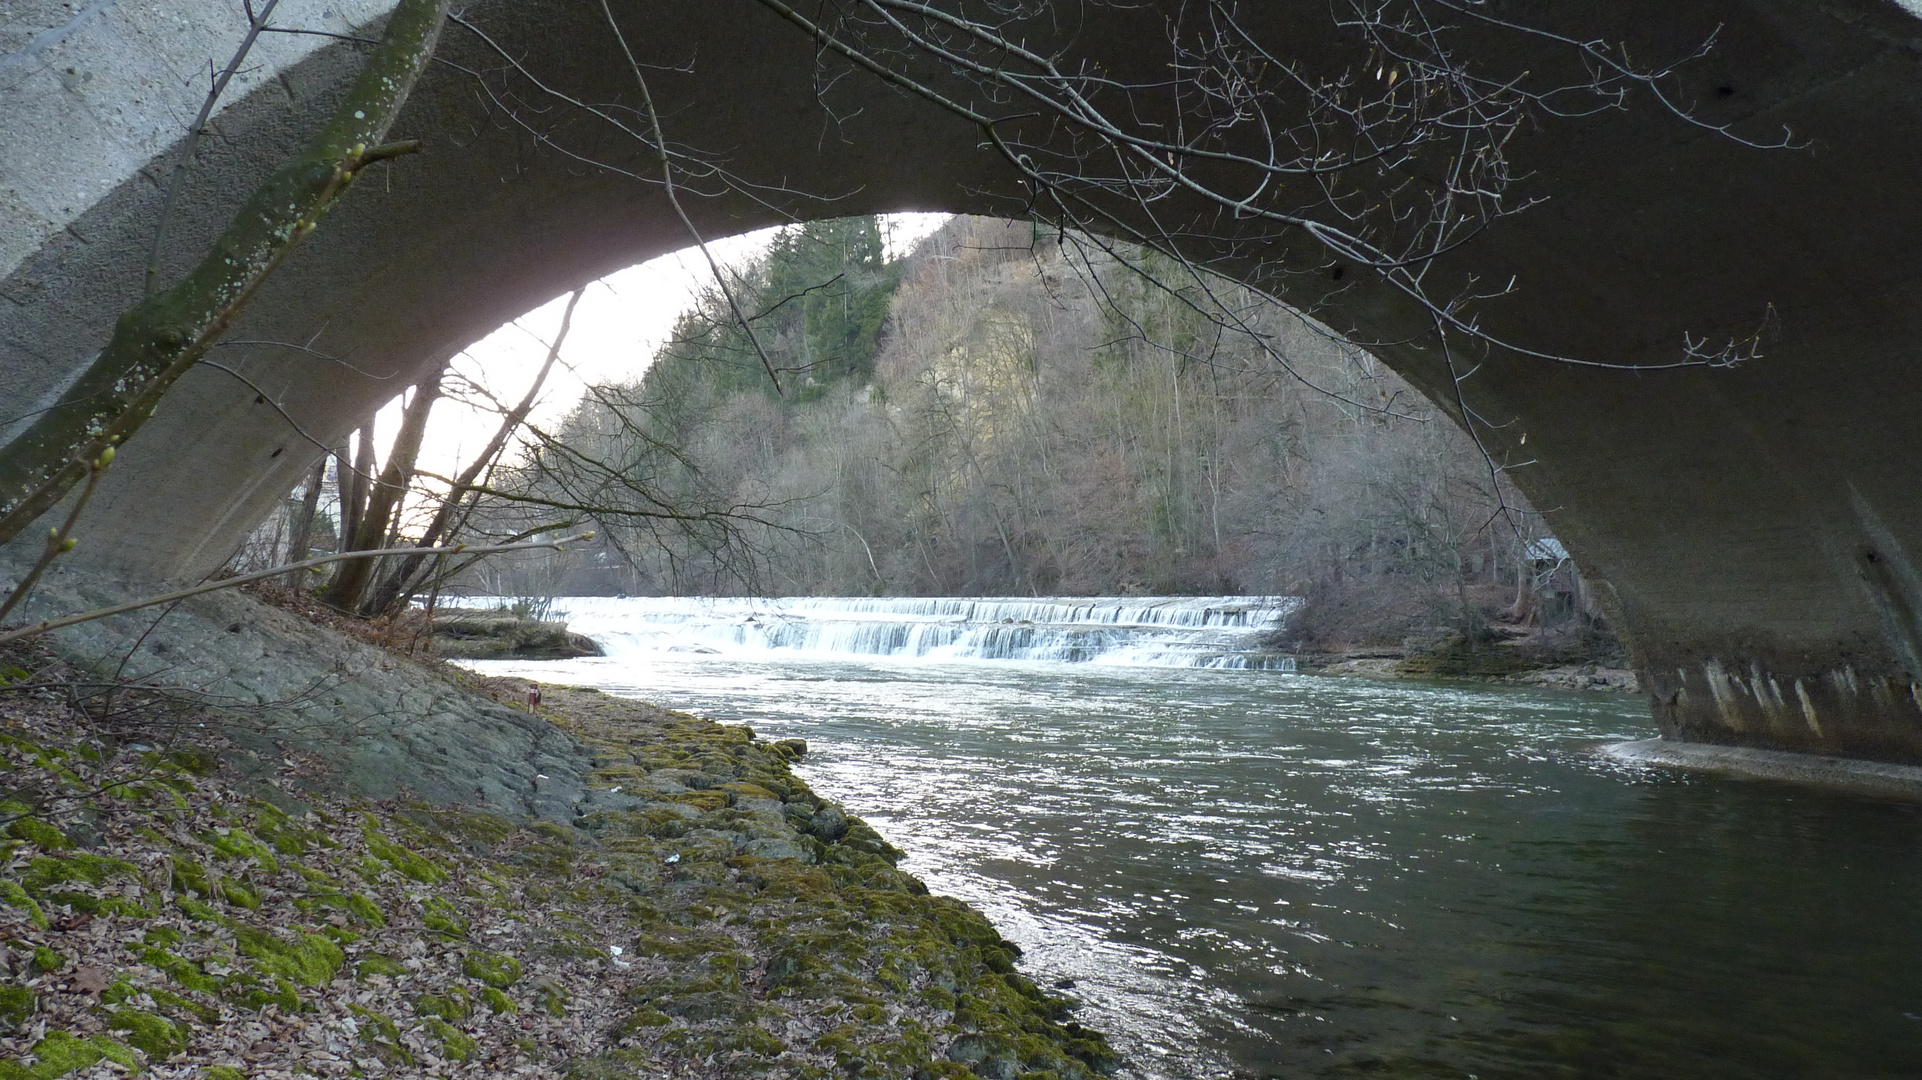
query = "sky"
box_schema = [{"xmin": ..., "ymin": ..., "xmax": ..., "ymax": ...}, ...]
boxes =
[{"xmin": 375, "ymin": 213, "xmax": 952, "ymax": 480}]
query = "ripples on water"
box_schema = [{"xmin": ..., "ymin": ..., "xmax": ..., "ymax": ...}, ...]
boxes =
[{"xmin": 467, "ymin": 651, "xmax": 1922, "ymax": 1080}]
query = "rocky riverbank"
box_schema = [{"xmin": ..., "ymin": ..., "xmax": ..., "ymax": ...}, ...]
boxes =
[
  {"xmin": 0, "ymin": 623, "xmax": 1116, "ymax": 1078},
  {"xmin": 1294, "ymin": 626, "xmax": 1639, "ymax": 693}
]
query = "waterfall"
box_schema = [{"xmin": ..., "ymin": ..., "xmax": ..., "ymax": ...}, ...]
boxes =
[{"xmin": 511, "ymin": 596, "xmax": 1299, "ymax": 671}]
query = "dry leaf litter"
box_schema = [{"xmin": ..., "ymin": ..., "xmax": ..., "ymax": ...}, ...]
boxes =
[{"xmin": 0, "ymin": 642, "xmax": 1117, "ymax": 1080}]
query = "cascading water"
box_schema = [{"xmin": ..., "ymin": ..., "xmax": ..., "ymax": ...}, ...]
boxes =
[{"xmin": 507, "ymin": 595, "xmax": 1300, "ymax": 670}]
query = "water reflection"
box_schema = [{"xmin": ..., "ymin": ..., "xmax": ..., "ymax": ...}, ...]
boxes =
[{"xmin": 467, "ymin": 651, "xmax": 1922, "ymax": 1080}]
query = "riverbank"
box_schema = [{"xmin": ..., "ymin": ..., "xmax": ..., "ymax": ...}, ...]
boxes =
[
  {"xmin": 1293, "ymin": 625, "xmax": 1639, "ymax": 693},
  {"xmin": 0, "ymin": 630, "xmax": 1116, "ymax": 1078}
]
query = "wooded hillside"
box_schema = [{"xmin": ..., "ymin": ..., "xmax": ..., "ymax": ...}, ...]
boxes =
[{"xmin": 503, "ymin": 217, "xmax": 1585, "ymax": 649}]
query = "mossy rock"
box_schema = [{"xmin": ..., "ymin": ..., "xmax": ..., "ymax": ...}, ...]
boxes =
[
  {"xmin": 670, "ymin": 790, "xmax": 731, "ymax": 813},
  {"xmin": 203, "ymin": 1067, "xmax": 249, "ymax": 1080},
  {"xmin": 720, "ymin": 781, "xmax": 782, "ymax": 802}
]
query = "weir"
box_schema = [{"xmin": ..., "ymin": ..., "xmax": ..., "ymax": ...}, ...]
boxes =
[
  {"xmin": 9, "ymin": 0, "xmax": 1922, "ymax": 762},
  {"xmin": 531, "ymin": 596, "xmax": 1301, "ymax": 670}
]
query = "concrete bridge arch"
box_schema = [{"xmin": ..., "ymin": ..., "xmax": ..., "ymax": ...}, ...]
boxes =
[{"xmin": 7, "ymin": 0, "xmax": 1922, "ymax": 761}]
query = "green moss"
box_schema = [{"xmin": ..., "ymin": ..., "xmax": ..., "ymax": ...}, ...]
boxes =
[
  {"xmin": 138, "ymin": 945, "xmax": 220, "ymax": 995},
  {"xmin": 620, "ymin": 1007, "xmax": 672, "ymax": 1031},
  {"xmin": 205, "ymin": 828, "xmax": 280, "ymax": 875},
  {"xmin": 203, "ymin": 1067, "xmax": 249, "ymax": 1080},
  {"xmin": 0, "ymin": 983, "xmax": 35, "ymax": 1030},
  {"xmin": 421, "ymin": 896, "xmax": 469, "ymax": 937},
  {"xmin": 176, "ymin": 895, "xmax": 222, "ymax": 922},
  {"xmin": 670, "ymin": 790, "xmax": 730, "ymax": 813},
  {"xmin": 349, "ymin": 1004, "xmax": 411, "ymax": 1066},
  {"xmin": 1, "ymin": 880, "xmax": 47, "ymax": 928},
  {"xmin": 425, "ymin": 1017, "xmax": 477, "ymax": 1062},
  {"xmin": 30, "ymin": 946, "xmax": 62, "ymax": 974},
  {"xmin": 172, "ymin": 858, "xmax": 212, "ymax": 897},
  {"xmin": 5, "ymin": 1030, "xmax": 136, "ymax": 1079},
  {"xmin": 21, "ymin": 852, "xmax": 137, "ymax": 892},
  {"xmin": 139, "ymin": 985, "xmax": 219, "ymax": 1025},
  {"xmin": 415, "ymin": 988, "xmax": 472, "ymax": 1021},
  {"xmin": 3, "ymin": 808, "xmax": 71, "ymax": 851},
  {"xmin": 481, "ymin": 986, "xmax": 516, "ymax": 1014},
  {"xmin": 233, "ymin": 926, "xmax": 344, "ymax": 986},
  {"xmin": 216, "ymin": 877, "xmax": 261, "ymax": 910},
  {"xmin": 356, "ymin": 953, "xmax": 407, "ymax": 979},
  {"xmin": 219, "ymin": 972, "xmax": 301, "ymax": 1013},
  {"xmin": 162, "ymin": 747, "xmax": 220, "ymax": 776},
  {"xmin": 461, "ymin": 949, "xmax": 522, "ymax": 988},
  {"xmin": 338, "ymin": 891, "xmax": 385, "ymax": 926},
  {"xmin": 42, "ymin": 891, "xmax": 153, "ymax": 918},
  {"xmin": 534, "ymin": 979, "xmax": 570, "ymax": 1017},
  {"xmin": 107, "ymin": 1006, "xmax": 190, "ymax": 1057},
  {"xmin": 362, "ymin": 822, "xmax": 446, "ymax": 883}
]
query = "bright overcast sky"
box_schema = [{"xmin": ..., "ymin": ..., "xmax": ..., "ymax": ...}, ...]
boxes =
[{"xmin": 379, "ymin": 213, "xmax": 951, "ymax": 479}]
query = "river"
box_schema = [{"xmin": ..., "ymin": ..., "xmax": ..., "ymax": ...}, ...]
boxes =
[{"xmin": 463, "ymin": 597, "xmax": 1922, "ymax": 1080}]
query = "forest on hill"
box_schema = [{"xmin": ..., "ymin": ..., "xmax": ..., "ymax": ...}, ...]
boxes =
[{"xmin": 481, "ymin": 216, "xmax": 1595, "ymax": 650}]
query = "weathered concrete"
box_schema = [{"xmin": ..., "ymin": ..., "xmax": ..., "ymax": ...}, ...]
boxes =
[{"xmin": 7, "ymin": 1, "xmax": 1922, "ymax": 761}]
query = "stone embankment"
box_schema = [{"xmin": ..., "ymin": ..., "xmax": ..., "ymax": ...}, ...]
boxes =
[{"xmin": 0, "ymin": 573, "xmax": 1118, "ymax": 1079}]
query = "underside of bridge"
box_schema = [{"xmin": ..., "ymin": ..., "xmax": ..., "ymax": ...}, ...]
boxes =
[{"xmin": 5, "ymin": 0, "xmax": 1922, "ymax": 760}]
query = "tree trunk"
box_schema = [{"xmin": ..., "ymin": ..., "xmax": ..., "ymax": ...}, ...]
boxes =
[
  {"xmin": 322, "ymin": 366, "xmax": 444, "ymax": 612},
  {"xmin": 281, "ymin": 455, "xmax": 328, "ymax": 590},
  {"xmin": 360, "ymin": 289, "xmax": 581, "ymax": 617}
]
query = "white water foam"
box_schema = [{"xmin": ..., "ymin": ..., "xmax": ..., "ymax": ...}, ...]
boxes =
[{"xmin": 477, "ymin": 595, "xmax": 1300, "ymax": 671}]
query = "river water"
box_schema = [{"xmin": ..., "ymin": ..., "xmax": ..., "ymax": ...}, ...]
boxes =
[{"xmin": 464, "ymin": 598, "xmax": 1922, "ymax": 1080}]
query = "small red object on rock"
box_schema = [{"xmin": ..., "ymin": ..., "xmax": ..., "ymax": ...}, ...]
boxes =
[{"xmin": 528, "ymin": 686, "xmax": 542, "ymax": 708}]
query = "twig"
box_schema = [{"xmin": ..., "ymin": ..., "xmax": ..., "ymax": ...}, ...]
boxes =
[{"xmin": 0, "ymin": 446, "xmax": 114, "ymax": 625}]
